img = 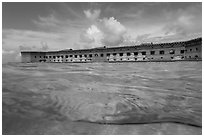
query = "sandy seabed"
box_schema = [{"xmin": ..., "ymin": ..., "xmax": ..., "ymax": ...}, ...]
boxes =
[{"xmin": 2, "ymin": 62, "xmax": 202, "ymax": 135}]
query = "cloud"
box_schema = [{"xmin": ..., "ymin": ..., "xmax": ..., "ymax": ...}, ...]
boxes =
[
  {"xmin": 19, "ymin": 42, "xmax": 49, "ymax": 51},
  {"xmin": 2, "ymin": 28, "xmax": 82, "ymax": 51},
  {"xmin": 84, "ymin": 9, "xmax": 101, "ymax": 21},
  {"xmin": 80, "ymin": 16, "xmax": 127, "ymax": 47},
  {"xmin": 98, "ymin": 17, "xmax": 126, "ymax": 46},
  {"xmin": 80, "ymin": 25, "xmax": 103, "ymax": 45},
  {"xmin": 2, "ymin": 49, "xmax": 21, "ymax": 63},
  {"xmin": 162, "ymin": 4, "xmax": 202, "ymax": 36},
  {"xmin": 2, "ymin": 50, "xmax": 15, "ymax": 54},
  {"xmin": 164, "ymin": 15, "xmax": 195, "ymax": 36}
]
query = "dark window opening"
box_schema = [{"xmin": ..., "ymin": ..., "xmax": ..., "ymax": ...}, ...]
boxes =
[
  {"xmin": 189, "ymin": 56, "xmax": 191, "ymax": 58},
  {"xmin": 190, "ymin": 49, "xmax": 192, "ymax": 52},
  {"xmin": 70, "ymin": 55, "xmax": 73, "ymax": 57},
  {"xmin": 180, "ymin": 50, "xmax": 185, "ymax": 54},
  {"xmin": 181, "ymin": 56, "xmax": 184, "ymax": 59},
  {"xmin": 35, "ymin": 56, "xmax": 37, "ymax": 58},
  {"xmin": 114, "ymin": 59, "xmax": 116, "ymax": 61},
  {"xmin": 127, "ymin": 58, "xmax": 129, "ymax": 60},
  {"xmin": 196, "ymin": 48, "xmax": 198, "ymax": 51},
  {"xmin": 71, "ymin": 59, "xmax": 72, "ymax": 61},
  {"xmin": 58, "ymin": 60, "xmax": 59, "ymax": 62},
  {"xmin": 66, "ymin": 55, "xmax": 68, "ymax": 58},
  {"xmin": 61, "ymin": 56, "xmax": 63, "ymax": 58},
  {"xmin": 95, "ymin": 54, "xmax": 98, "ymax": 57},
  {"xmin": 89, "ymin": 54, "xmax": 92, "ymax": 57},
  {"xmin": 113, "ymin": 53, "xmax": 117, "ymax": 56},
  {"xmin": 106, "ymin": 53, "xmax": 110, "ymax": 56},
  {"xmin": 142, "ymin": 52, "xmax": 146, "ymax": 55},
  {"xmin": 66, "ymin": 60, "xmax": 68, "ymax": 62},
  {"xmin": 171, "ymin": 57, "xmax": 173, "ymax": 59},
  {"xmin": 44, "ymin": 56, "xmax": 46, "ymax": 58},
  {"xmin": 143, "ymin": 58, "xmax": 145, "ymax": 60},
  {"xmin": 40, "ymin": 56, "xmax": 41, "ymax": 58},
  {"xmin": 150, "ymin": 51, "xmax": 155, "ymax": 55},
  {"xmin": 57, "ymin": 56, "xmax": 60, "ymax": 58},
  {"xmin": 84, "ymin": 54, "xmax": 87, "ymax": 57},
  {"xmin": 119, "ymin": 53, "xmax": 123, "ymax": 56},
  {"xmin": 100, "ymin": 54, "xmax": 104, "ymax": 57},
  {"xmin": 85, "ymin": 59, "xmax": 86, "ymax": 61},
  {"xmin": 161, "ymin": 57, "xmax": 163, "ymax": 59},
  {"xmin": 79, "ymin": 55, "xmax": 82, "ymax": 58},
  {"xmin": 127, "ymin": 52, "xmax": 131, "ymax": 56},
  {"xmin": 151, "ymin": 58, "xmax": 154, "ymax": 59},
  {"xmin": 169, "ymin": 49, "xmax": 175, "ymax": 54},
  {"xmin": 120, "ymin": 58, "xmax": 122, "ymax": 61},
  {"xmin": 134, "ymin": 52, "xmax": 138, "ymax": 55},
  {"xmin": 195, "ymin": 55, "xmax": 198, "ymax": 58},
  {"xmin": 49, "ymin": 56, "xmax": 52, "ymax": 58},
  {"xmin": 160, "ymin": 50, "xmax": 165, "ymax": 55},
  {"xmin": 54, "ymin": 60, "xmax": 55, "ymax": 61},
  {"xmin": 135, "ymin": 58, "xmax": 137, "ymax": 61},
  {"xmin": 75, "ymin": 55, "xmax": 77, "ymax": 58}
]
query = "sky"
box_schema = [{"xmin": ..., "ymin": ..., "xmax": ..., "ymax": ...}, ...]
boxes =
[{"xmin": 2, "ymin": 2, "xmax": 202, "ymax": 63}]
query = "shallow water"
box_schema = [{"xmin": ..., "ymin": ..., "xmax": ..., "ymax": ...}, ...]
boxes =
[{"xmin": 2, "ymin": 62, "xmax": 202, "ymax": 135}]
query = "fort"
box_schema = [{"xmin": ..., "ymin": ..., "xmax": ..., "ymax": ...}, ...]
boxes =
[{"xmin": 21, "ymin": 37, "xmax": 202, "ymax": 63}]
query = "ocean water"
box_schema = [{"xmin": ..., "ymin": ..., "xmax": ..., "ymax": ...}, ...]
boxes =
[{"xmin": 2, "ymin": 62, "xmax": 202, "ymax": 135}]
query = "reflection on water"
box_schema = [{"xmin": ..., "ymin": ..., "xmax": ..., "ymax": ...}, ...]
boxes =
[{"xmin": 2, "ymin": 62, "xmax": 202, "ymax": 135}]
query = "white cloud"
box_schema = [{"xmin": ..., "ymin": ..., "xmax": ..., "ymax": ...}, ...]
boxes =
[
  {"xmin": 2, "ymin": 50, "xmax": 15, "ymax": 54},
  {"xmin": 80, "ymin": 25, "xmax": 103, "ymax": 46},
  {"xmin": 80, "ymin": 16, "xmax": 127, "ymax": 47},
  {"xmin": 2, "ymin": 49, "xmax": 21, "ymax": 64},
  {"xmin": 2, "ymin": 29, "xmax": 81, "ymax": 51},
  {"xmin": 162, "ymin": 4, "xmax": 201, "ymax": 36},
  {"xmin": 84, "ymin": 9, "xmax": 101, "ymax": 21},
  {"xmin": 98, "ymin": 17, "xmax": 127, "ymax": 46}
]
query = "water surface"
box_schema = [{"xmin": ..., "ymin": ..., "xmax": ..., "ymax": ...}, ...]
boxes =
[{"xmin": 2, "ymin": 62, "xmax": 202, "ymax": 135}]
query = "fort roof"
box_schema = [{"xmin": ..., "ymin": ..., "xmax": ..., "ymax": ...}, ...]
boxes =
[{"xmin": 21, "ymin": 37, "xmax": 201, "ymax": 54}]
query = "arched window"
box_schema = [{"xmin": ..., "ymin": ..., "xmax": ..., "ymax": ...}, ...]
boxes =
[
  {"xmin": 160, "ymin": 50, "xmax": 165, "ymax": 55},
  {"xmin": 169, "ymin": 49, "xmax": 175, "ymax": 54},
  {"xmin": 150, "ymin": 51, "xmax": 155, "ymax": 55},
  {"xmin": 180, "ymin": 50, "xmax": 185, "ymax": 54},
  {"xmin": 142, "ymin": 51, "xmax": 146, "ymax": 55},
  {"xmin": 134, "ymin": 52, "xmax": 138, "ymax": 55},
  {"xmin": 113, "ymin": 53, "xmax": 117, "ymax": 56}
]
